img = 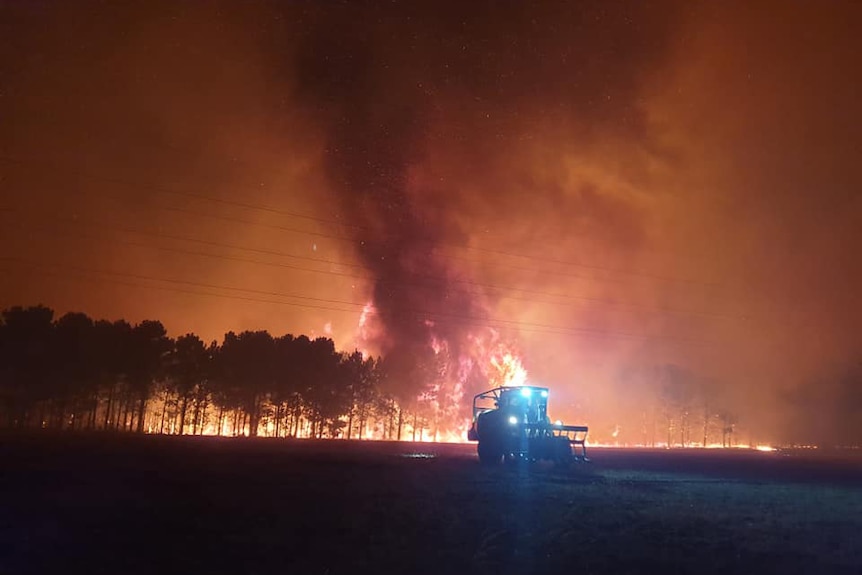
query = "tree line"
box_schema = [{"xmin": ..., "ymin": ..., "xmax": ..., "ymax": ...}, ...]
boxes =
[
  {"xmin": 8, "ymin": 305, "xmax": 854, "ymax": 446},
  {"xmin": 620, "ymin": 362, "xmax": 862, "ymax": 448},
  {"xmin": 0, "ymin": 305, "xmax": 447, "ymax": 440},
  {"xmin": 615, "ymin": 364, "xmax": 745, "ymax": 448}
]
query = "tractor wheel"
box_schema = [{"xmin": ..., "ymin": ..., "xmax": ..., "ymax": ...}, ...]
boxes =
[
  {"xmin": 553, "ymin": 437, "xmax": 574, "ymax": 467},
  {"xmin": 477, "ymin": 441, "xmax": 503, "ymax": 465}
]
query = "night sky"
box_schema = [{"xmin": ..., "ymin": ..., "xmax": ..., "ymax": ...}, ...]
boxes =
[{"xmin": 1, "ymin": 1, "xmax": 860, "ymax": 443}]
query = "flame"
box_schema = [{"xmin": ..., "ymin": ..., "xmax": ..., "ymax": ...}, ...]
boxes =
[
  {"xmin": 353, "ymin": 301, "xmax": 377, "ymax": 359},
  {"xmin": 358, "ymin": 301, "xmax": 374, "ymax": 329},
  {"xmin": 490, "ymin": 352, "xmax": 528, "ymax": 387}
]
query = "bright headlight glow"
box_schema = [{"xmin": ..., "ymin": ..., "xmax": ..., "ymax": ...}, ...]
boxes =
[
  {"xmin": 554, "ymin": 420, "xmax": 563, "ymax": 426},
  {"xmin": 541, "ymin": 390, "xmax": 548, "ymax": 398},
  {"xmin": 520, "ymin": 387, "xmax": 532, "ymax": 397},
  {"xmin": 508, "ymin": 416, "xmax": 518, "ymax": 425}
]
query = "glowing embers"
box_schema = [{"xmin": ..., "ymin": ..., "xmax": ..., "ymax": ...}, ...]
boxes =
[{"xmin": 398, "ymin": 452, "xmax": 437, "ymax": 459}]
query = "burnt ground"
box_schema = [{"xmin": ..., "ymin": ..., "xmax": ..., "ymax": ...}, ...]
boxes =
[{"xmin": 1, "ymin": 435, "xmax": 860, "ymax": 575}]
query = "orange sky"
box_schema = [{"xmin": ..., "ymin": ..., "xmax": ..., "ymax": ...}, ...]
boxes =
[{"xmin": 2, "ymin": 1, "xmax": 860, "ymax": 443}]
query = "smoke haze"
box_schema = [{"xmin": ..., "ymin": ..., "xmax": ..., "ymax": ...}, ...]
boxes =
[{"xmin": 1, "ymin": 1, "xmax": 860, "ymax": 443}]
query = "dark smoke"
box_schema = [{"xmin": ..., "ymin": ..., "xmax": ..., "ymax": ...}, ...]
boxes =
[
  {"xmin": 291, "ymin": 6, "xmax": 490, "ymax": 399},
  {"xmin": 290, "ymin": 2, "xmax": 682, "ymax": 402}
]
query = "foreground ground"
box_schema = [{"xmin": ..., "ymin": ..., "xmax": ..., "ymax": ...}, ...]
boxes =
[{"xmin": 1, "ymin": 435, "xmax": 860, "ymax": 574}]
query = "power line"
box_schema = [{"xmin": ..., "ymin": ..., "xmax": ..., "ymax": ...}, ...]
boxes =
[
  {"xmin": 1, "ymin": 211, "xmax": 753, "ymax": 322},
  {"xmin": 0, "ymin": 153, "xmax": 362, "ymax": 231},
  {"xmin": 2, "ymin": 114, "xmax": 719, "ymax": 266},
  {"xmin": 0, "ymin": 256, "xmax": 721, "ymax": 345},
  {"xmin": 0, "ymin": 260, "xmax": 363, "ymax": 316},
  {"xmin": 1, "ymin": 216, "xmax": 373, "ymax": 279},
  {"xmin": 0, "ymin": 153, "xmax": 732, "ymax": 289}
]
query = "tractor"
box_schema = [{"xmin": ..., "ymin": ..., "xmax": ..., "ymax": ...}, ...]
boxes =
[{"xmin": 467, "ymin": 385, "xmax": 589, "ymax": 465}]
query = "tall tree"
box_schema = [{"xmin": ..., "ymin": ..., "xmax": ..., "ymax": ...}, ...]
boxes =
[
  {"xmin": 0, "ymin": 305, "xmax": 55, "ymax": 428},
  {"xmin": 92, "ymin": 319, "xmax": 133, "ymax": 431},
  {"xmin": 658, "ymin": 364, "xmax": 695, "ymax": 447},
  {"xmin": 53, "ymin": 312, "xmax": 98, "ymax": 429},
  {"xmin": 342, "ymin": 351, "xmax": 380, "ymax": 439},
  {"xmin": 378, "ymin": 345, "xmax": 438, "ymax": 440},
  {"xmin": 166, "ymin": 333, "xmax": 210, "ymax": 435},
  {"xmin": 303, "ymin": 337, "xmax": 350, "ymax": 438},
  {"xmin": 218, "ymin": 331, "xmax": 276, "ymax": 437},
  {"xmin": 273, "ymin": 334, "xmax": 310, "ymax": 438},
  {"xmin": 125, "ymin": 320, "xmax": 172, "ymax": 433}
]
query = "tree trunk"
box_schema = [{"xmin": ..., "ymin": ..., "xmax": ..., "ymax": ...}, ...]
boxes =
[
  {"xmin": 112, "ymin": 393, "xmax": 122, "ymax": 430},
  {"xmin": 121, "ymin": 399, "xmax": 130, "ymax": 431},
  {"xmin": 191, "ymin": 397, "xmax": 201, "ymax": 436},
  {"xmin": 198, "ymin": 400, "xmax": 207, "ymax": 435},
  {"xmin": 666, "ymin": 416, "xmax": 672, "ymax": 448},
  {"xmin": 680, "ymin": 415, "xmax": 685, "ymax": 447},
  {"xmin": 412, "ymin": 411, "xmax": 418, "ymax": 442},
  {"xmin": 275, "ymin": 404, "xmax": 282, "ymax": 438},
  {"xmin": 249, "ymin": 397, "xmax": 259, "ymax": 437},
  {"xmin": 651, "ymin": 412, "xmax": 656, "ymax": 447},
  {"xmin": 136, "ymin": 396, "xmax": 147, "ymax": 433},
  {"xmin": 103, "ymin": 384, "xmax": 113, "ymax": 430},
  {"xmin": 178, "ymin": 395, "xmax": 188, "ymax": 436},
  {"xmin": 159, "ymin": 390, "xmax": 168, "ymax": 434},
  {"xmin": 347, "ymin": 409, "xmax": 353, "ymax": 440},
  {"xmin": 89, "ymin": 394, "xmax": 98, "ymax": 430},
  {"xmin": 396, "ymin": 408, "xmax": 403, "ymax": 441},
  {"xmin": 292, "ymin": 407, "xmax": 300, "ymax": 437},
  {"xmin": 702, "ymin": 414, "xmax": 709, "ymax": 447}
]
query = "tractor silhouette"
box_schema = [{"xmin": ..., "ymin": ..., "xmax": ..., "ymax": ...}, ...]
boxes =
[{"xmin": 467, "ymin": 385, "xmax": 588, "ymax": 465}]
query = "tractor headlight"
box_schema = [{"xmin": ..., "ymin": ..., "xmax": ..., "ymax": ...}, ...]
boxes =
[
  {"xmin": 508, "ymin": 416, "xmax": 519, "ymax": 425},
  {"xmin": 541, "ymin": 390, "xmax": 548, "ymax": 398},
  {"xmin": 520, "ymin": 388, "xmax": 532, "ymax": 398},
  {"xmin": 554, "ymin": 420, "xmax": 563, "ymax": 426}
]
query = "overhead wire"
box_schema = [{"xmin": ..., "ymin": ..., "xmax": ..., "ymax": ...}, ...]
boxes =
[
  {"xmin": 0, "ymin": 256, "xmax": 721, "ymax": 345},
  {"xmin": 0, "ymin": 209, "xmax": 753, "ymax": 321},
  {"xmin": 0, "ymin": 153, "xmax": 732, "ymax": 289}
]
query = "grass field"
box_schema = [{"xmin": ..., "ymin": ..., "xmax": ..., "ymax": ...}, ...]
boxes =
[{"xmin": 1, "ymin": 435, "xmax": 860, "ymax": 574}]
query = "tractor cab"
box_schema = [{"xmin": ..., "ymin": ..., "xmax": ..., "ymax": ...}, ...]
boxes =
[
  {"xmin": 489, "ymin": 386, "xmax": 550, "ymax": 426},
  {"xmin": 468, "ymin": 385, "xmax": 550, "ymax": 440}
]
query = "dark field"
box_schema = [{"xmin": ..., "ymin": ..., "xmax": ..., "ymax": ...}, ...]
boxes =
[{"xmin": 2, "ymin": 436, "xmax": 861, "ymax": 575}]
